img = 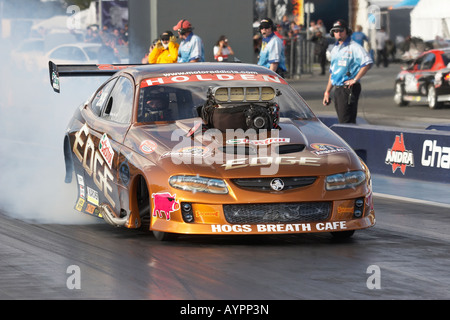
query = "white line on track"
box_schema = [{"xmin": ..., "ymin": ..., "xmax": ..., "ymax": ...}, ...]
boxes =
[{"xmin": 374, "ymin": 192, "xmax": 450, "ymax": 209}]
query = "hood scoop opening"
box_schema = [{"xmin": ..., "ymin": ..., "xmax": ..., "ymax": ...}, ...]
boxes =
[
  {"xmin": 275, "ymin": 144, "xmax": 305, "ymax": 154},
  {"xmin": 218, "ymin": 144, "xmax": 305, "ymax": 155},
  {"xmin": 219, "ymin": 146, "xmax": 257, "ymax": 155}
]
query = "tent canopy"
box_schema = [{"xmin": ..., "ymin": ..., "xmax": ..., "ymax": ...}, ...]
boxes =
[{"xmin": 410, "ymin": 0, "xmax": 450, "ymax": 40}]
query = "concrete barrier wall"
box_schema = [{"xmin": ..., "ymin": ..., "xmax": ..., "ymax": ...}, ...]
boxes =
[{"xmin": 329, "ymin": 123, "xmax": 450, "ymax": 183}]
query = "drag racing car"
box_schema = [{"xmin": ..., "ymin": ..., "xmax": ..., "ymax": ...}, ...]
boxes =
[
  {"xmin": 394, "ymin": 48, "xmax": 450, "ymax": 109},
  {"xmin": 49, "ymin": 61, "xmax": 375, "ymax": 240}
]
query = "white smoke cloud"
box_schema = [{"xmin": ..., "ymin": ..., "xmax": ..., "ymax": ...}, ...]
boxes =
[{"xmin": 0, "ymin": 8, "xmax": 104, "ymax": 224}]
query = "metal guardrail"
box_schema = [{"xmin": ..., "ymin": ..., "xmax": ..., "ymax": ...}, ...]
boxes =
[{"xmin": 284, "ymin": 31, "xmax": 314, "ymax": 79}]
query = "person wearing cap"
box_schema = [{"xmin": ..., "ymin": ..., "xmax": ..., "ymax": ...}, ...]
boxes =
[
  {"xmin": 148, "ymin": 31, "xmax": 179, "ymax": 64},
  {"xmin": 257, "ymin": 18, "xmax": 286, "ymax": 77},
  {"xmin": 173, "ymin": 19, "xmax": 205, "ymax": 63},
  {"xmin": 323, "ymin": 19, "xmax": 373, "ymax": 124}
]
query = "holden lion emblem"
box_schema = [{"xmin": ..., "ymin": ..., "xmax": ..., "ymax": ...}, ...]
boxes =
[{"xmin": 270, "ymin": 178, "xmax": 284, "ymax": 191}]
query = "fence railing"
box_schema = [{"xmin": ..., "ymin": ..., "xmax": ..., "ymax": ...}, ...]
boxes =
[{"xmin": 284, "ymin": 31, "xmax": 314, "ymax": 79}]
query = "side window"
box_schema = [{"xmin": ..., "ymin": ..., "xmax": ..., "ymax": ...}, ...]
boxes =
[
  {"xmin": 101, "ymin": 77, "xmax": 134, "ymax": 124},
  {"xmin": 49, "ymin": 46, "xmax": 72, "ymax": 60},
  {"xmin": 71, "ymin": 47, "xmax": 87, "ymax": 62},
  {"xmin": 421, "ymin": 54, "xmax": 435, "ymax": 70},
  {"xmin": 90, "ymin": 78, "xmax": 118, "ymax": 116},
  {"xmin": 411, "ymin": 57, "xmax": 422, "ymax": 70},
  {"xmin": 443, "ymin": 53, "xmax": 450, "ymax": 66}
]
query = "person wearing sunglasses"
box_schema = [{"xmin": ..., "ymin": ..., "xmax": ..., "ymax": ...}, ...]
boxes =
[
  {"xmin": 323, "ymin": 19, "xmax": 373, "ymax": 124},
  {"xmin": 173, "ymin": 19, "xmax": 204, "ymax": 63},
  {"xmin": 148, "ymin": 31, "xmax": 179, "ymax": 64},
  {"xmin": 257, "ymin": 18, "xmax": 286, "ymax": 77}
]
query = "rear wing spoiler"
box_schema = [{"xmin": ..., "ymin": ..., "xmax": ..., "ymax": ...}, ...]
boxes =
[{"xmin": 48, "ymin": 61, "xmax": 142, "ymax": 93}]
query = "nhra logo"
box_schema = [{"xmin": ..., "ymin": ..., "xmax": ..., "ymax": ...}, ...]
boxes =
[{"xmin": 385, "ymin": 133, "xmax": 414, "ymax": 174}]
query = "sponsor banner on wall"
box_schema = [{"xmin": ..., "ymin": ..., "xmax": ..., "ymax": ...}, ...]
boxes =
[{"xmin": 331, "ymin": 125, "xmax": 450, "ymax": 183}]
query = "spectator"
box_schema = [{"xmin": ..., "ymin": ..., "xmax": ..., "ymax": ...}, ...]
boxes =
[
  {"xmin": 376, "ymin": 27, "xmax": 389, "ymax": 67},
  {"xmin": 288, "ymin": 21, "xmax": 301, "ymax": 39},
  {"xmin": 149, "ymin": 31, "xmax": 179, "ymax": 64},
  {"xmin": 309, "ymin": 20, "xmax": 318, "ymax": 35},
  {"xmin": 285, "ymin": 21, "xmax": 303, "ymax": 74},
  {"xmin": 311, "ymin": 30, "xmax": 328, "ymax": 75},
  {"xmin": 253, "ymin": 33, "xmax": 262, "ymax": 58},
  {"xmin": 98, "ymin": 34, "xmax": 121, "ymax": 64},
  {"xmin": 121, "ymin": 24, "xmax": 129, "ymax": 45},
  {"xmin": 280, "ymin": 15, "xmax": 290, "ymax": 35},
  {"xmin": 173, "ymin": 19, "xmax": 205, "ymax": 63},
  {"xmin": 316, "ymin": 19, "xmax": 327, "ymax": 34},
  {"xmin": 85, "ymin": 27, "xmax": 101, "ymax": 43},
  {"xmin": 112, "ymin": 28, "xmax": 126, "ymax": 46},
  {"xmin": 275, "ymin": 24, "xmax": 286, "ymax": 46},
  {"xmin": 213, "ymin": 35, "xmax": 234, "ymax": 61},
  {"xmin": 142, "ymin": 40, "xmax": 157, "ymax": 64},
  {"xmin": 351, "ymin": 25, "xmax": 369, "ymax": 48},
  {"xmin": 385, "ymin": 39, "xmax": 396, "ymax": 62}
]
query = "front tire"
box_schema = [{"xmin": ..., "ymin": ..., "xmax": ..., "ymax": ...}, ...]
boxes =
[
  {"xmin": 427, "ymin": 84, "xmax": 442, "ymax": 109},
  {"xmin": 394, "ymin": 82, "xmax": 408, "ymax": 106},
  {"xmin": 153, "ymin": 230, "xmax": 178, "ymax": 241},
  {"xmin": 331, "ymin": 230, "xmax": 355, "ymax": 239}
]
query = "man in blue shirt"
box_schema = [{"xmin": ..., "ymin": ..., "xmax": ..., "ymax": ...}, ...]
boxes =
[
  {"xmin": 257, "ymin": 18, "xmax": 286, "ymax": 77},
  {"xmin": 173, "ymin": 19, "xmax": 205, "ymax": 63},
  {"xmin": 351, "ymin": 25, "xmax": 369, "ymax": 47},
  {"xmin": 323, "ymin": 19, "xmax": 373, "ymax": 123}
]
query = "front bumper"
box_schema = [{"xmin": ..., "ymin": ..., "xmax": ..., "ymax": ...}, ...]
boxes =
[
  {"xmin": 437, "ymin": 94, "xmax": 450, "ymax": 102},
  {"xmin": 150, "ymin": 196, "xmax": 376, "ymax": 235}
]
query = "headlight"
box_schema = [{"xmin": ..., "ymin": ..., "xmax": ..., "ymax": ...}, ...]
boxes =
[
  {"xmin": 325, "ymin": 171, "xmax": 366, "ymax": 191},
  {"xmin": 169, "ymin": 175, "xmax": 229, "ymax": 194}
]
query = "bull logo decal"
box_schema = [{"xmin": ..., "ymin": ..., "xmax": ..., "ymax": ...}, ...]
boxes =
[{"xmin": 152, "ymin": 192, "xmax": 180, "ymax": 221}]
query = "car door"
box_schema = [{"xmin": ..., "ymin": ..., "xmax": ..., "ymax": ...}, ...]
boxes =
[
  {"xmin": 75, "ymin": 75, "xmax": 135, "ymax": 218},
  {"xmin": 418, "ymin": 53, "xmax": 437, "ymax": 93},
  {"xmin": 404, "ymin": 55, "xmax": 427, "ymax": 94}
]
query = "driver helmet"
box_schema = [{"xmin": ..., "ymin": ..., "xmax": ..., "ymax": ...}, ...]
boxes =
[{"xmin": 142, "ymin": 90, "xmax": 170, "ymax": 121}]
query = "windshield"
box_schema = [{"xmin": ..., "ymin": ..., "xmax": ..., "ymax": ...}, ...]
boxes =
[{"xmin": 137, "ymin": 76, "xmax": 315, "ymax": 123}]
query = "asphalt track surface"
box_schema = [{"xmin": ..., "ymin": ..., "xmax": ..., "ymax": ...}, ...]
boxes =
[{"xmin": 1, "ymin": 61, "xmax": 450, "ymax": 301}]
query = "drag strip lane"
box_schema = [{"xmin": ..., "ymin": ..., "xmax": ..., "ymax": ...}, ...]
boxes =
[
  {"xmin": 373, "ymin": 195, "xmax": 450, "ymax": 241},
  {"xmin": 1, "ymin": 195, "xmax": 450, "ymax": 300}
]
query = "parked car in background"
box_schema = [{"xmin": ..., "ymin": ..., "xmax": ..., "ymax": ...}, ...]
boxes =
[
  {"xmin": 12, "ymin": 40, "xmax": 128, "ymax": 72},
  {"xmin": 10, "ymin": 38, "xmax": 45, "ymax": 71},
  {"xmin": 394, "ymin": 48, "xmax": 450, "ymax": 108},
  {"xmin": 44, "ymin": 43, "xmax": 103, "ymax": 65}
]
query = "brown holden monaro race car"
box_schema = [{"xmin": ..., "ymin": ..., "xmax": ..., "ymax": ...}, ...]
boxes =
[{"xmin": 49, "ymin": 61, "xmax": 375, "ymax": 240}]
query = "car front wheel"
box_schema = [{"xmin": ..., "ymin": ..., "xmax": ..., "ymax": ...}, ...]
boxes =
[
  {"xmin": 153, "ymin": 230, "xmax": 178, "ymax": 241},
  {"xmin": 394, "ymin": 82, "xmax": 408, "ymax": 106},
  {"xmin": 331, "ymin": 230, "xmax": 355, "ymax": 239},
  {"xmin": 427, "ymin": 84, "xmax": 442, "ymax": 109}
]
